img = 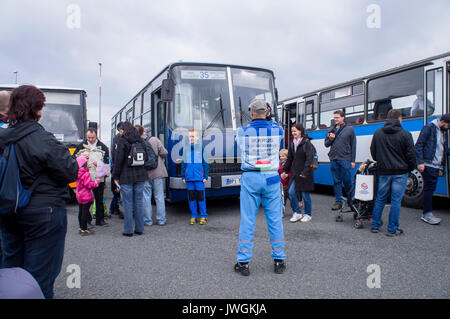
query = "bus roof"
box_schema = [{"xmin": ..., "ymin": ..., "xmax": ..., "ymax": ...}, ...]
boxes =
[
  {"xmin": 0, "ymin": 84, "xmax": 86, "ymax": 93},
  {"xmin": 279, "ymin": 51, "xmax": 450, "ymax": 104}
]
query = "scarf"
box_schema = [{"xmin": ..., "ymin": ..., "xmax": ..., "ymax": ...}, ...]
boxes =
[{"xmin": 293, "ymin": 137, "xmax": 303, "ymax": 152}]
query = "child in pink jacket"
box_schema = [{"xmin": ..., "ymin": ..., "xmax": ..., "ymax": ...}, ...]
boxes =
[{"xmin": 76, "ymin": 156, "xmax": 101, "ymax": 236}]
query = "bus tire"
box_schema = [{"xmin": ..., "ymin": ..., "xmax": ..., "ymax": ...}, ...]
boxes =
[{"xmin": 402, "ymin": 170, "xmax": 424, "ymax": 209}]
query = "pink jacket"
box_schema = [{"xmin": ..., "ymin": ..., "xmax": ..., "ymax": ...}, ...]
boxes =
[{"xmin": 76, "ymin": 156, "xmax": 99, "ymax": 204}]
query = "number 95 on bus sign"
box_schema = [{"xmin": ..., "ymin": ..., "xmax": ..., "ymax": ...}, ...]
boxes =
[{"xmin": 181, "ymin": 70, "xmax": 226, "ymax": 80}]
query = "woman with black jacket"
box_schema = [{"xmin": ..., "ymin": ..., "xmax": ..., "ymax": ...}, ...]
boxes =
[
  {"xmin": 282, "ymin": 123, "xmax": 315, "ymax": 223},
  {"xmin": 0, "ymin": 85, "xmax": 79, "ymax": 299},
  {"xmin": 112, "ymin": 122, "xmax": 149, "ymax": 236}
]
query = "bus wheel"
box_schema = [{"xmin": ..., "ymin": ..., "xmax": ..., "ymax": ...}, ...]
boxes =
[{"xmin": 402, "ymin": 169, "xmax": 424, "ymax": 209}]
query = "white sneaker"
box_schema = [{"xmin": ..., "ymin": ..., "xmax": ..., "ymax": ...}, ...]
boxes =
[
  {"xmin": 421, "ymin": 212, "xmax": 441, "ymax": 225},
  {"xmin": 290, "ymin": 213, "xmax": 303, "ymax": 223},
  {"xmin": 301, "ymin": 215, "xmax": 312, "ymax": 222}
]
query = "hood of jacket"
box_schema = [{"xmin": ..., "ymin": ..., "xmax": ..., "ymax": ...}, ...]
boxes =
[
  {"xmin": 0, "ymin": 120, "xmax": 44, "ymax": 147},
  {"xmin": 76, "ymin": 156, "xmax": 88, "ymax": 168},
  {"xmin": 382, "ymin": 119, "xmax": 403, "ymax": 134}
]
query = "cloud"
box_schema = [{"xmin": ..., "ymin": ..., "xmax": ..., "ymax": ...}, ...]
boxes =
[{"xmin": 1, "ymin": 0, "xmax": 449, "ymax": 146}]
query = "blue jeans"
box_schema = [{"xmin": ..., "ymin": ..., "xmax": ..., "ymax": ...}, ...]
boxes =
[
  {"xmin": 288, "ymin": 181, "xmax": 312, "ymax": 216},
  {"xmin": 422, "ymin": 166, "xmax": 439, "ymax": 214},
  {"xmin": 371, "ymin": 174, "xmax": 408, "ymax": 234},
  {"xmin": 0, "ymin": 206, "xmax": 67, "ymax": 299},
  {"xmin": 143, "ymin": 178, "xmax": 167, "ymax": 225},
  {"xmin": 109, "ymin": 192, "xmax": 120, "ymax": 213},
  {"xmin": 330, "ymin": 160, "xmax": 353, "ymax": 205},
  {"xmin": 120, "ymin": 182, "xmax": 145, "ymax": 234},
  {"xmin": 237, "ymin": 172, "xmax": 285, "ymax": 262}
]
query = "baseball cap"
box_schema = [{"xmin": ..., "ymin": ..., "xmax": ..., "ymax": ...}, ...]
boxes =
[
  {"xmin": 248, "ymin": 99, "xmax": 268, "ymax": 112},
  {"xmin": 440, "ymin": 114, "xmax": 450, "ymax": 124}
]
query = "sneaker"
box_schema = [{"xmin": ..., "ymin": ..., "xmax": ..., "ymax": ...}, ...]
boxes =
[
  {"xmin": 421, "ymin": 213, "xmax": 441, "ymax": 225},
  {"xmin": 79, "ymin": 229, "xmax": 92, "ymax": 236},
  {"xmin": 290, "ymin": 213, "xmax": 303, "ymax": 223},
  {"xmin": 370, "ymin": 228, "xmax": 379, "ymax": 233},
  {"xmin": 234, "ymin": 262, "xmax": 250, "ymax": 276},
  {"xmin": 385, "ymin": 229, "xmax": 404, "ymax": 237},
  {"xmin": 301, "ymin": 215, "xmax": 312, "ymax": 223},
  {"xmin": 190, "ymin": 218, "xmax": 197, "ymax": 225},
  {"xmin": 199, "ymin": 217, "xmax": 207, "ymax": 225},
  {"xmin": 332, "ymin": 203, "xmax": 342, "ymax": 211},
  {"xmin": 274, "ymin": 260, "xmax": 286, "ymax": 274}
]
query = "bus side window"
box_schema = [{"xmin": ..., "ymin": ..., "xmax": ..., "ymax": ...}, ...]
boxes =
[
  {"xmin": 426, "ymin": 68, "xmax": 443, "ymax": 118},
  {"xmin": 367, "ymin": 67, "xmax": 424, "ymax": 122}
]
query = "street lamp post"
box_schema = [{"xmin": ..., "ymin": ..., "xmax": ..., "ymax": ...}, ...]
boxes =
[
  {"xmin": 98, "ymin": 62, "xmax": 102, "ymax": 140},
  {"xmin": 13, "ymin": 71, "xmax": 18, "ymax": 84}
]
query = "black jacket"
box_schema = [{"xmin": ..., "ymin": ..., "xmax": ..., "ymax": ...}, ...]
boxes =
[
  {"xmin": 283, "ymin": 135, "xmax": 315, "ymax": 193},
  {"xmin": 74, "ymin": 139, "xmax": 110, "ymax": 165},
  {"xmin": 370, "ymin": 119, "xmax": 416, "ymax": 175},
  {"xmin": 0, "ymin": 121, "xmax": 79, "ymax": 207},
  {"xmin": 112, "ymin": 130, "xmax": 149, "ymax": 185}
]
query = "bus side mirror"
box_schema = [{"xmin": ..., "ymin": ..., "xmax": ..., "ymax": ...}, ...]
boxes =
[{"xmin": 161, "ymin": 78, "xmax": 175, "ymax": 102}]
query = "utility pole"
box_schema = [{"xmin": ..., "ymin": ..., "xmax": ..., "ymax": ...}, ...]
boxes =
[
  {"xmin": 13, "ymin": 71, "xmax": 18, "ymax": 84},
  {"xmin": 98, "ymin": 62, "xmax": 102, "ymax": 139}
]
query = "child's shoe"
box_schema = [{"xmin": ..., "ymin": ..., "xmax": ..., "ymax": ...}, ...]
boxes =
[
  {"xmin": 190, "ymin": 218, "xmax": 197, "ymax": 225},
  {"xmin": 79, "ymin": 229, "xmax": 92, "ymax": 236},
  {"xmin": 199, "ymin": 217, "xmax": 207, "ymax": 225}
]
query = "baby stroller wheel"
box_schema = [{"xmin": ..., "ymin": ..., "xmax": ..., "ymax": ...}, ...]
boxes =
[
  {"xmin": 354, "ymin": 220, "xmax": 364, "ymax": 229},
  {"xmin": 335, "ymin": 215, "xmax": 344, "ymax": 222}
]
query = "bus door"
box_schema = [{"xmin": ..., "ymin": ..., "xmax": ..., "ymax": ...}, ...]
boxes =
[
  {"xmin": 283, "ymin": 102, "xmax": 298, "ymax": 147},
  {"xmin": 425, "ymin": 62, "xmax": 448, "ymax": 196},
  {"xmin": 152, "ymin": 90, "xmax": 166, "ymax": 145},
  {"xmin": 446, "ymin": 61, "xmax": 450, "ymax": 195}
]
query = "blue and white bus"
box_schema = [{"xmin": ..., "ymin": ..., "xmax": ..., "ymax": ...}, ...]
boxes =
[
  {"xmin": 111, "ymin": 62, "xmax": 279, "ymax": 203},
  {"xmin": 279, "ymin": 52, "xmax": 450, "ymax": 208}
]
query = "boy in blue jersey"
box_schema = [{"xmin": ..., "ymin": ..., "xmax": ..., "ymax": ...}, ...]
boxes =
[
  {"xmin": 181, "ymin": 129, "xmax": 210, "ymax": 225},
  {"xmin": 234, "ymin": 99, "xmax": 286, "ymax": 276}
]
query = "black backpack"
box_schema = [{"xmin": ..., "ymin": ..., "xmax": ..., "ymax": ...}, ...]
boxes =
[
  {"xmin": 143, "ymin": 137, "xmax": 158, "ymax": 171},
  {"xmin": 127, "ymin": 141, "xmax": 146, "ymax": 167}
]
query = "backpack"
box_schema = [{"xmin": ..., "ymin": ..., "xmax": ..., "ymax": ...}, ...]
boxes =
[
  {"xmin": 0, "ymin": 130, "xmax": 42, "ymax": 216},
  {"xmin": 127, "ymin": 141, "xmax": 146, "ymax": 167},
  {"xmin": 143, "ymin": 137, "xmax": 158, "ymax": 171}
]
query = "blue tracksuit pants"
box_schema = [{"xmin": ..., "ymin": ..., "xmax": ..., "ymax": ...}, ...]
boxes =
[
  {"xmin": 186, "ymin": 181, "xmax": 207, "ymax": 218},
  {"xmin": 237, "ymin": 172, "xmax": 286, "ymax": 262}
]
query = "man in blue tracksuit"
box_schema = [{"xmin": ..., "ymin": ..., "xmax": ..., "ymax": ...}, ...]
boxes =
[
  {"xmin": 234, "ymin": 99, "xmax": 286, "ymax": 276},
  {"xmin": 181, "ymin": 129, "xmax": 210, "ymax": 225}
]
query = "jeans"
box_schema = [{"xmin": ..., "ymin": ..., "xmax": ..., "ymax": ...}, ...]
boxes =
[
  {"xmin": 109, "ymin": 192, "xmax": 120, "ymax": 213},
  {"xmin": 0, "ymin": 206, "xmax": 67, "ymax": 299},
  {"xmin": 143, "ymin": 178, "xmax": 167, "ymax": 225},
  {"xmin": 330, "ymin": 160, "xmax": 353, "ymax": 205},
  {"xmin": 237, "ymin": 172, "xmax": 285, "ymax": 262},
  {"xmin": 120, "ymin": 182, "xmax": 145, "ymax": 234},
  {"xmin": 288, "ymin": 182, "xmax": 312, "ymax": 216},
  {"xmin": 422, "ymin": 166, "xmax": 439, "ymax": 214},
  {"xmin": 371, "ymin": 174, "xmax": 408, "ymax": 234}
]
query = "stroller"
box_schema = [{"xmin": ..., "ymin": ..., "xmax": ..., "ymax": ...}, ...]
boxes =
[{"xmin": 335, "ymin": 159, "xmax": 377, "ymax": 229}]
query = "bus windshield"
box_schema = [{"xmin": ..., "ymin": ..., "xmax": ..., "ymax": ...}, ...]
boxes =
[
  {"xmin": 39, "ymin": 91, "xmax": 84, "ymax": 143},
  {"xmin": 231, "ymin": 68, "xmax": 275, "ymax": 127},
  {"xmin": 172, "ymin": 65, "xmax": 232, "ymax": 130}
]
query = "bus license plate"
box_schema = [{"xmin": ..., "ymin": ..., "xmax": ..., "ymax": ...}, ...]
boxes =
[{"xmin": 222, "ymin": 176, "xmax": 241, "ymax": 187}]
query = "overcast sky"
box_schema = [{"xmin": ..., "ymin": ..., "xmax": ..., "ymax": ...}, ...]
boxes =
[{"xmin": 1, "ymin": 0, "xmax": 449, "ymax": 146}]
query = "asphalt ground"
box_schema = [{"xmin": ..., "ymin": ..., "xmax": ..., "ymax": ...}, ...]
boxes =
[{"xmin": 53, "ymin": 184, "xmax": 449, "ymax": 299}]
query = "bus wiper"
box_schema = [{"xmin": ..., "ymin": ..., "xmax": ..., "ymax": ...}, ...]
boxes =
[
  {"xmin": 204, "ymin": 95, "xmax": 225, "ymax": 134},
  {"xmin": 238, "ymin": 96, "xmax": 251, "ymax": 126}
]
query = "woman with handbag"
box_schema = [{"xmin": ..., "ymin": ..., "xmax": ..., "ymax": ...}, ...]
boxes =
[{"xmin": 281, "ymin": 123, "xmax": 315, "ymax": 223}]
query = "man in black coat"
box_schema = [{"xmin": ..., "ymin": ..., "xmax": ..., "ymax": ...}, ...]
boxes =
[
  {"xmin": 370, "ymin": 109, "xmax": 416, "ymax": 236},
  {"xmin": 74, "ymin": 128, "xmax": 110, "ymax": 226}
]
